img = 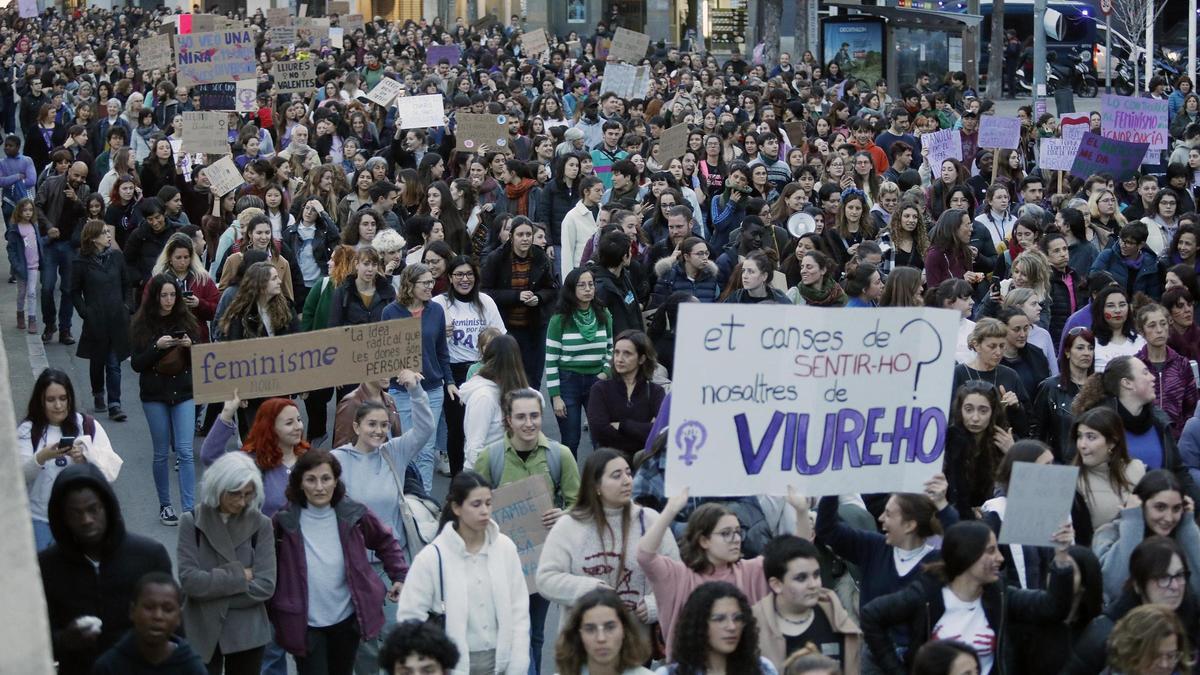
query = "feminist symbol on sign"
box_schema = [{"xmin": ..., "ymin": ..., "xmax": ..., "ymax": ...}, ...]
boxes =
[{"xmin": 676, "ymin": 421, "xmax": 707, "ymax": 466}]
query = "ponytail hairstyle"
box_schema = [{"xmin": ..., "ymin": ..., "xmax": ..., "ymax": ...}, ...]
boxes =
[
  {"xmin": 995, "ymin": 439, "xmax": 1052, "ymax": 490},
  {"xmin": 1072, "ymin": 354, "xmax": 1140, "ymax": 414},
  {"xmin": 889, "ymin": 492, "xmax": 944, "ymax": 539},
  {"xmin": 437, "ymin": 470, "xmax": 491, "ymax": 532}
]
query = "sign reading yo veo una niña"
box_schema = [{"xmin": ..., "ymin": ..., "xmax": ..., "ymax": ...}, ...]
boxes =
[
  {"xmin": 190, "ymin": 318, "xmax": 423, "ymax": 403},
  {"xmin": 667, "ymin": 305, "xmax": 959, "ymax": 497}
]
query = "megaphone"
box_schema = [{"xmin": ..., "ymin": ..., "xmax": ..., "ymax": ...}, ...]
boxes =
[{"xmin": 1044, "ymin": 8, "xmax": 1064, "ymax": 41}]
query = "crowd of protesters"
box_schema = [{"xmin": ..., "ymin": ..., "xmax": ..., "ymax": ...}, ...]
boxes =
[{"xmin": 12, "ymin": 2, "xmax": 1200, "ymax": 674}]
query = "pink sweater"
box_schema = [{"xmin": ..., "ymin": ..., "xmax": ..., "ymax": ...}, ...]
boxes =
[{"xmin": 637, "ymin": 549, "xmax": 769, "ymax": 658}]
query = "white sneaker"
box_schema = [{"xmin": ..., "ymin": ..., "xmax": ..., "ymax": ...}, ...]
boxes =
[{"xmin": 436, "ymin": 452, "xmax": 452, "ymax": 476}]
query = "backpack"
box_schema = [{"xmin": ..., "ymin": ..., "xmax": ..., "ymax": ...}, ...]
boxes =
[
  {"xmin": 31, "ymin": 414, "xmax": 96, "ymax": 452},
  {"xmin": 485, "ymin": 438, "xmax": 566, "ymax": 505}
]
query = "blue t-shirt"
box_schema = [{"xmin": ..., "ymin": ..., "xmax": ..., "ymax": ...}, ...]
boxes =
[{"xmin": 1127, "ymin": 427, "xmax": 1165, "ymax": 469}]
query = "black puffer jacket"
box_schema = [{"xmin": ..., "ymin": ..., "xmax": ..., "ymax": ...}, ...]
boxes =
[
  {"xmin": 1046, "ymin": 265, "xmax": 1085, "ymax": 345},
  {"xmin": 589, "ymin": 261, "xmax": 644, "ymax": 338},
  {"xmin": 861, "ymin": 563, "xmax": 1073, "ymax": 675},
  {"xmin": 129, "ymin": 317, "xmax": 200, "ymax": 405},
  {"xmin": 123, "ymin": 220, "xmax": 179, "ymax": 284},
  {"xmin": 39, "ymin": 464, "xmax": 173, "ymax": 675},
  {"xmin": 328, "ymin": 274, "xmax": 396, "ymax": 327}
]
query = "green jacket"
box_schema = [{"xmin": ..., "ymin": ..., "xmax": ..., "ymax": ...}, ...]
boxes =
[
  {"xmin": 301, "ymin": 275, "xmax": 334, "ymax": 331},
  {"xmin": 474, "ymin": 432, "xmax": 580, "ymax": 509}
]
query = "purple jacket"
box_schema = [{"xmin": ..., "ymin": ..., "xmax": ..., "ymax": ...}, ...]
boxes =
[
  {"xmin": 268, "ymin": 497, "xmax": 407, "ymax": 656},
  {"xmin": 200, "ymin": 418, "xmax": 290, "ymax": 518},
  {"xmin": 1137, "ymin": 345, "xmax": 1199, "ymax": 440}
]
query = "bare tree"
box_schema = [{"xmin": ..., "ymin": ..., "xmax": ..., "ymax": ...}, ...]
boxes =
[
  {"xmin": 986, "ymin": 0, "xmax": 1006, "ymax": 97},
  {"xmin": 761, "ymin": 0, "xmax": 782, "ymax": 69},
  {"xmin": 1109, "ymin": 0, "xmax": 1169, "ymax": 91}
]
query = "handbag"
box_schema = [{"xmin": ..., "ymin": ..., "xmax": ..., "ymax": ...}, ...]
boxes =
[
  {"xmin": 379, "ymin": 448, "xmax": 439, "ymax": 560},
  {"xmin": 426, "ymin": 545, "xmax": 446, "ymax": 629},
  {"xmin": 153, "ymin": 345, "xmax": 188, "ymax": 376}
]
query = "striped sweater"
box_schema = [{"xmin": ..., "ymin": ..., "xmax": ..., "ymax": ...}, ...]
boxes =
[{"xmin": 544, "ymin": 308, "xmax": 613, "ymax": 397}]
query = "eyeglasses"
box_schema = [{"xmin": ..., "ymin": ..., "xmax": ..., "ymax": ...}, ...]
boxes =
[
  {"xmin": 415, "ymin": 279, "xmax": 436, "ymax": 287},
  {"xmin": 712, "ymin": 527, "xmax": 744, "ymax": 542},
  {"xmin": 1156, "ymin": 571, "xmax": 1189, "ymax": 588},
  {"xmin": 451, "ymin": 272, "xmax": 475, "ymax": 280}
]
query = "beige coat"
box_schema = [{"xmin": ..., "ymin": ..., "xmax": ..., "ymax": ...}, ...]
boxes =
[
  {"xmin": 752, "ymin": 587, "xmax": 862, "ymax": 673},
  {"xmin": 218, "ymin": 250, "xmax": 295, "ymax": 303}
]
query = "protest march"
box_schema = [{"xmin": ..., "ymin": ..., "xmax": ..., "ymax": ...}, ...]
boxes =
[{"xmin": 5, "ymin": 3, "xmax": 1200, "ymax": 675}]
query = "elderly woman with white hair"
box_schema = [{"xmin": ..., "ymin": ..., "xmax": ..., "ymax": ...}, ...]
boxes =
[
  {"xmin": 178, "ymin": 452, "xmax": 277, "ymax": 675},
  {"xmin": 371, "ymin": 227, "xmax": 408, "ymax": 292}
]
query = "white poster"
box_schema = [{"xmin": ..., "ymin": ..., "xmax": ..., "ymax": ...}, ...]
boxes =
[
  {"xmin": 395, "ymin": 94, "xmax": 445, "ymax": 129},
  {"xmin": 365, "ymin": 77, "xmax": 403, "ymax": 107},
  {"xmin": 998, "ymin": 463, "xmax": 1078, "ymax": 547},
  {"xmin": 667, "ymin": 306, "xmax": 959, "ymax": 497}
]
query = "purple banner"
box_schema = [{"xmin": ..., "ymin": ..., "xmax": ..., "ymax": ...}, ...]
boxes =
[
  {"xmin": 1069, "ymin": 131, "xmax": 1149, "ymax": 181},
  {"xmin": 425, "ymin": 45, "xmax": 460, "ymax": 65}
]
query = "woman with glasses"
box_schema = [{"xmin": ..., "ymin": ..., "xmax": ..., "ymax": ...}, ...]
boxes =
[
  {"xmin": 1105, "ymin": 604, "xmax": 1195, "ymax": 675},
  {"xmin": 1094, "ymin": 470, "xmax": 1200, "ymax": 605},
  {"xmin": 638, "ymin": 487, "xmax": 808, "ymax": 658},
  {"xmin": 1064, "ymin": 536, "xmax": 1199, "ymax": 673},
  {"xmin": 553, "ymin": 588, "xmax": 654, "ymax": 675},
  {"xmin": 861, "ymin": 520, "xmax": 1075, "ymax": 675},
  {"xmin": 1142, "ymin": 188, "xmax": 1180, "ymax": 257},
  {"xmin": 1034, "ymin": 327, "xmax": 1096, "ymax": 462},
  {"xmin": 546, "ymin": 266, "xmax": 613, "ymax": 456},
  {"xmin": 651, "ymin": 236, "xmax": 721, "ymax": 307},
  {"xmin": 381, "ymin": 264, "xmax": 455, "ymax": 493},
  {"xmin": 433, "ymin": 256, "xmax": 506, "ymax": 476},
  {"xmin": 654, "ymin": 582, "xmax": 777, "ymax": 674},
  {"xmin": 1091, "ymin": 221, "xmax": 1163, "ymax": 301}
]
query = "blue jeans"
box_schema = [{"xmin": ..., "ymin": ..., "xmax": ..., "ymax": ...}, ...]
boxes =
[
  {"xmin": 528, "ymin": 592, "xmax": 550, "ymax": 675},
  {"xmin": 39, "ymin": 239, "xmax": 74, "ymax": 333},
  {"xmin": 32, "ymin": 519, "xmax": 54, "ymax": 552},
  {"xmin": 390, "ymin": 386, "xmax": 444, "ymax": 493},
  {"xmin": 260, "ymin": 637, "xmax": 288, "ymax": 675},
  {"xmin": 89, "ymin": 352, "xmax": 122, "ymax": 405},
  {"xmin": 143, "ymin": 400, "xmax": 196, "ymax": 512},
  {"xmin": 557, "ymin": 370, "xmax": 597, "ymax": 456}
]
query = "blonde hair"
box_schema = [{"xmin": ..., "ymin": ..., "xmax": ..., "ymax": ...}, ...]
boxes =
[
  {"xmin": 969, "ymin": 317, "xmax": 1008, "ymax": 349},
  {"xmin": 1011, "ymin": 248, "xmax": 1051, "ymax": 298},
  {"xmin": 878, "ymin": 181, "xmax": 901, "ymax": 199},
  {"xmin": 1107, "ymin": 604, "xmax": 1195, "ymax": 673},
  {"xmin": 1088, "ymin": 188, "xmax": 1127, "ymax": 226}
]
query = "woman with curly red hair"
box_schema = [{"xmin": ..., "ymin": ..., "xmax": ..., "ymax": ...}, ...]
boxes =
[{"xmin": 200, "ymin": 389, "xmax": 310, "ymax": 517}]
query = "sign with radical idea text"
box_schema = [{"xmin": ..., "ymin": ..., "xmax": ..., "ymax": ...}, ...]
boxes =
[
  {"xmin": 191, "ymin": 318, "xmax": 422, "ymax": 403},
  {"xmin": 666, "ymin": 305, "xmax": 958, "ymax": 497}
]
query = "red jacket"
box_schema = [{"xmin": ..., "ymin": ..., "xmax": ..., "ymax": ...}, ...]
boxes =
[
  {"xmin": 853, "ymin": 139, "xmax": 890, "ymax": 175},
  {"xmin": 269, "ymin": 497, "xmax": 407, "ymax": 656}
]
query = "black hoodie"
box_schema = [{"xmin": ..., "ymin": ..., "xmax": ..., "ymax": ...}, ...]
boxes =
[
  {"xmin": 38, "ymin": 463, "xmax": 172, "ymax": 675},
  {"xmin": 91, "ymin": 632, "xmax": 206, "ymax": 675}
]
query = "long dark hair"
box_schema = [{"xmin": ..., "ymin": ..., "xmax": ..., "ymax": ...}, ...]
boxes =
[
  {"xmin": 442, "ymin": 255, "xmax": 483, "ymax": 315},
  {"xmin": 1135, "ymin": 470, "xmax": 1186, "ymax": 537},
  {"xmin": 557, "ymin": 266, "xmax": 611, "ymax": 324},
  {"xmin": 437, "ymin": 470, "xmax": 491, "ymax": 532},
  {"xmin": 1071, "ymin": 407, "xmax": 1134, "ymax": 498},
  {"xmin": 669, "ymin": 582, "xmax": 763, "ymax": 675},
  {"xmin": 569, "ymin": 449, "xmax": 633, "ymax": 587},
  {"xmin": 25, "ymin": 368, "xmax": 80, "ymax": 441},
  {"xmin": 913, "ymin": 640, "xmax": 980, "ymax": 675},
  {"xmin": 1073, "ymin": 354, "xmax": 1141, "ymax": 414},
  {"xmin": 1067, "ymin": 545, "xmax": 1104, "ymax": 628},
  {"xmin": 923, "ymin": 521, "xmax": 994, "ymax": 583},
  {"xmin": 476, "ymin": 334, "xmax": 529, "ymax": 404},
  {"xmin": 949, "ymin": 381, "xmax": 1008, "ymax": 508},
  {"xmin": 1090, "ymin": 286, "xmax": 1136, "ymax": 346},
  {"xmin": 131, "ymin": 273, "xmax": 199, "ymax": 348}
]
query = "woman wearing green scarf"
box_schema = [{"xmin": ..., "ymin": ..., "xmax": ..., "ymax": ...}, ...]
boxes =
[
  {"xmin": 546, "ymin": 266, "xmax": 614, "ymax": 455},
  {"xmin": 786, "ymin": 249, "xmax": 848, "ymax": 307}
]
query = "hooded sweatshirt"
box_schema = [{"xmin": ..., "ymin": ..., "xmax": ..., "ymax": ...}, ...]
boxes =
[
  {"xmin": 38, "ymin": 463, "xmax": 173, "ymax": 675},
  {"xmin": 461, "ymin": 375, "xmax": 503, "ymax": 468},
  {"xmin": 90, "ymin": 633, "xmax": 206, "ymax": 675}
]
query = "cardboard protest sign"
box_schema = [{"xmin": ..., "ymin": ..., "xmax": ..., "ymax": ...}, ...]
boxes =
[
  {"xmin": 658, "ymin": 123, "xmax": 690, "ymax": 163},
  {"xmin": 490, "ymin": 475, "xmax": 555, "ymax": 592},
  {"xmin": 18, "ymin": 0, "xmax": 37, "ymax": 19},
  {"xmin": 1038, "ymin": 138, "xmax": 1076, "ymax": 172},
  {"xmin": 190, "ymin": 14, "xmax": 216, "ymax": 32},
  {"xmin": 268, "ymin": 25, "xmax": 298, "ymax": 46},
  {"xmin": 425, "ymin": 44, "xmax": 460, "ymax": 65},
  {"xmin": 600, "ymin": 63, "xmax": 652, "ymax": 99},
  {"xmin": 609, "ymin": 27, "xmax": 650, "ymax": 63},
  {"xmin": 272, "ymin": 59, "xmax": 317, "ymax": 93},
  {"xmin": 1069, "ymin": 131, "xmax": 1148, "ymax": 181},
  {"xmin": 524, "ymin": 28, "xmax": 549, "ymax": 57},
  {"xmin": 998, "ymin": 463, "xmax": 1078, "ymax": 547},
  {"xmin": 180, "ymin": 112, "xmax": 230, "ymax": 155},
  {"xmin": 978, "ymin": 116, "xmax": 1021, "ymax": 150},
  {"xmin": 667, "ymin": 305, "xmax": 959, "ymax": 497},
  {"xmin": 327, "ymin": 0, "xmax": 350, "ymax": 14},
  {"xmin": 921, "ymin": 129, "xmax": 962, "ymax": 171},
  {"xmin": 395, "ymin": 94, "xmax": 445, "ymax": 129},
  {"xmin": 246, "ymin": 0, "xmax": 271, "ymax": 16},
  {"xmin": 365, "ymin": 77, "xmax": 404, "ymax": 107},
  {"xmin": 267, "ymin": 7, "xmax": 290, "ymax": 25},
  {"xmin": 176, "ymin": 30, "xmax": 256, "ymax": 86},
  {"xmin": 139, "ymin": 34, "xmax": 174, "ymax": 71},
  {"xmin": 191, "ymin": 318, "xmax": 423, "ymax": 403},
  {"xmin": 341, "ymin": 13, "xmax": 365, "ymax": 33},
  {"xmin": 330, "ymin": 27, "xmax": 344, "ymax": 49},
  {"xmin": 204, "ymin": 155, "xmax": 244, "ymax": 197},
  {"xmin": 1101, "ymin": 94, "xmax": 1168, "ymax": 165},
  {"xmin": 454, "ymin": 112, "xmax": 511, "ymax": 154}
]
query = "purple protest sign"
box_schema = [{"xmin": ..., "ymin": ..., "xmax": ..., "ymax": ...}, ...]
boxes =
[
  {"xmin": 425, "ymin": 45, "xmax": 460, "ymax": 65},
  {"xmin": 1069, "ymin": 131, "xmax": 1148, "ymax": 181}
]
